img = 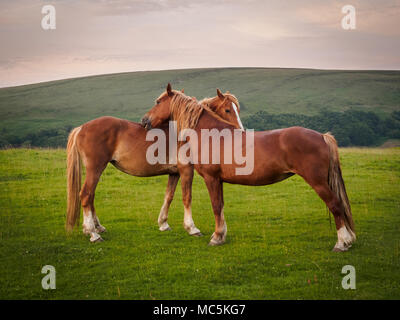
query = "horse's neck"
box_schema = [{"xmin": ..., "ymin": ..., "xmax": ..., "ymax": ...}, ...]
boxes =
[{"xmin": 196, "ymin": 109, "xmax": 234, "ymax": 131}]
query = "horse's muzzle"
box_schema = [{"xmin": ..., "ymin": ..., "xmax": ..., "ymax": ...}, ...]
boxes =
[{"xmin": 141, "ymin": 116, "xmax": 152, "ymax": 130}]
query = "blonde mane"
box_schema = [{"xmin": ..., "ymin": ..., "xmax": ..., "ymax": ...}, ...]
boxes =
[
  {"xmin": 170, "ymin": 93, "xmax": 204, "ymax": 133},
  {"xmin": 169, "ymin": 92, "xmax": 240, "ymax": 133}
]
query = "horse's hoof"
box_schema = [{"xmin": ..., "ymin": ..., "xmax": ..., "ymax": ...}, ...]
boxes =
[
  {"xmin": 191, "ymin": 232, "xmax": 203, "ymax": 237},
  {"xmin": 332, "ymin": 244, "xmax": 350, "ymax": 252},
  {"xmin": 208, "ymin": 236, "xmax": 225, "ymax": 246},
  {"xmin": 159, "ymin": 222, "xmax": 171, "ymax": 231},
  {"xmin": 90, "ymin": 234, "xmax": 103, "ymax": 243},
  {"xmin": 208, "ymin": 240, "xmax": 223, "ymax": 246}
]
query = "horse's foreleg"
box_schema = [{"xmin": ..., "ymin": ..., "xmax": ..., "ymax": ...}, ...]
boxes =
[
  {"xmin": 80, "ymin": 167, "xmax": 105, "ymax": 242},
  {"xmin": 158, "ymin": 174, "xmax": 179, "ymax": 231},
  {"xmin": 179, "ymin": 165, "xmax": 202, "ymax": 236},
  {"xmin": 204, "ymin": 176, "xmax": 226, "ymax": 246}
]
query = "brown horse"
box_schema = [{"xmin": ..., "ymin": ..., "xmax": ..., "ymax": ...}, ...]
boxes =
[
  {"xmin": 142, "ymin": 86, "xmax": 356, "ymax": 252},
  {"xmin": 66, "ymin": 86, "xmax": 243, "ymax": 242}
]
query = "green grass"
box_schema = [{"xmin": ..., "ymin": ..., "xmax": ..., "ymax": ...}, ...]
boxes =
[
  {"xmin": 1, "ymin": 68, "xmax": 399, "ymax": 138},
  {"xmin": 0, "ymin": 148, "xmax": 399, "ymax": 299}
]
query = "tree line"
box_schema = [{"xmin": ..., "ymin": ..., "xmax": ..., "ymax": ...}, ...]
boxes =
[
  {"xmin": 0, "ymin": 126, "xmax": 73, "ymax": 148},
  {"xmin": 242, "ymin": 110, "xmax": 400, "ymax": 147},
  {"xmin": 0, "ymin": 110, "xmax": 399, "ymax": 148}
]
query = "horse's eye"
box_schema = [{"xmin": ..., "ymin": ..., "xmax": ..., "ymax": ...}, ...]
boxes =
[
  {"xmin": 225, "ymin": 109, "xmax": 230, "ymax": 113},
  {"xmin": 156, "ymin": 100, "xmax": 160, "ymax": 105}
]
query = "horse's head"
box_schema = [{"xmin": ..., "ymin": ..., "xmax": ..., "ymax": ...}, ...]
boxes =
[
  {"xmin": 142, "ymin": 84, "xmax": 244, "ymax": 131},
  {"xmin": 202, "ymin": 89, "xmax": 244, "ymax": 131},
  {"xmin": 141, "ymin": 83, "xmax": 182, "ymax": 130}
]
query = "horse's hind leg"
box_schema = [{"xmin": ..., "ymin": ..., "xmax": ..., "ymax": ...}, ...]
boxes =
[
  {"xmin": 158, "ymin": 174, "xmax": 179, "ymax": 231},
  {"xmin": 80, "ymin": 165, "xmax": 106, "ymax": 242},
  {"xmin": 305, "ymin": 177, "xmax": 354, "ymax": 252}
]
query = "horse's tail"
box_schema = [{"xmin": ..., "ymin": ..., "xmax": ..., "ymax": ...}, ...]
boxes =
[
  {"xmin": 323, "ymin": 133, "xmax": 356, "ymax": 240},
  {"xmin": 66, "ymin": 126, "xmax": 82, "ymax": 232}
]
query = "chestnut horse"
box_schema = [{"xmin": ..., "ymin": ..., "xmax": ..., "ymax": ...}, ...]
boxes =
[
  {"xmin": 66, "ymin": 86, "xmax": 243, "ymax": 242},
  {"xmin": 142, "ymin": 87, "xmax": 356, "ymax": 252}
]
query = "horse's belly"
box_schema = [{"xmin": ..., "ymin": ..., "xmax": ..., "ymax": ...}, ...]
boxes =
[
  {"xmin": 111, "ymin": 160, "xmax": 177, "ymax": 177},
  {"xmin": 220, "ymin": 156, "xmax": 293, "ymax": 186},
  {"xmin": 222, "ymin": 170, "xmax": 294, "ymax": 186},
  {"xmin": 112, "ymin": 133, "xmax": 178, "ymax": 176},
  {"xmin": 111, "ymin": 145, "xmax": 178, "ymax": 177}
]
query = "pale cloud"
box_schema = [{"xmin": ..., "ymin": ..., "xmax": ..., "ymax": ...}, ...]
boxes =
[{"xmin": 0, "ymin": 0, "xmax": 399, "ymax": 87}]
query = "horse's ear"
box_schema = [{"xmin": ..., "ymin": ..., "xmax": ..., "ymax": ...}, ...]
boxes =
[
  {"xmin": 217, "ymin": 88, "xmax": 225, "ymax": 100},
  {"xmin": 166, "ymin": 83, "xmax": 173, "ymax": 96},
  {"xmin": 181, "ymin": 88, "xmax": 184, "ymax": 93}
]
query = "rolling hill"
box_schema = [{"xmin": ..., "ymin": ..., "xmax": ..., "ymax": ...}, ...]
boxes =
[{"xmin": 0, "ymin": 67, "xmax": 399, "ymax": 146}]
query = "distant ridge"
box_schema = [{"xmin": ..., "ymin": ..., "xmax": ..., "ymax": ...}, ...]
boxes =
[{"xmin": 0, "ymin": 67, "xmax": 399, "ymax": 146}]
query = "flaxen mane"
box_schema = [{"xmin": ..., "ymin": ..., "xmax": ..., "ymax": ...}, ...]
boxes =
[
  {"xmin": 170, "ymin": 92, "xmax": 240, "ymax": 134},
  {"xmin": 170, "ymin": 94, "xmax": 204, "ymax": 134}
]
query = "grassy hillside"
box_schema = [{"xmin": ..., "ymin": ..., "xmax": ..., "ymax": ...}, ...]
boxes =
[
  {"xmin": 1, "ymin": 68, "xmax": 399, "ymax": 140},
  {"xmin": 0, "ymin": 148, "xmax": 399, "ymax": 299}
]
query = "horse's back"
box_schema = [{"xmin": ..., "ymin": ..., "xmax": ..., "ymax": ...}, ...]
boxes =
[
  {"xmin": 80, "ymin": 116, "xmax": 139, "ymax": 130},
  {"xmin": 281, "ymin": 126, "xmax": 324, "ymax": 145},
  {"xmin": 76, "ymin": 116, "xmax": 136, "ymax": 164}
]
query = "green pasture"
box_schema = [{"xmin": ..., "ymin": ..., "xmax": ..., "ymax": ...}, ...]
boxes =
[{"xmin": 0, "ymin": 148, "xmax": 399, "ymax": 299}]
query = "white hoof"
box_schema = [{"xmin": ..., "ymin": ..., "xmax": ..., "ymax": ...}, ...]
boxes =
[
  {"xmin": 208, "ymin": 232, "xmax": 226, "ymax": 246},
  {"xmin": 209, "ymin": 236, "xmax": 225, "ymax": 246},
  {"xmin": 333, "ymin": 242, "xmax": 351, "ymax": 252},
  {"xmin": 337, "ymin": 226, "xmax": 355, "ymax": 248},
  {"xmin": 159, "ymin": 222, "xmax": 171, "ymax": 232},
  {"xmin": 90, "ymin": 233, "xmax": 103, "ymax": 243},
  {"xmin": 187, "ymin": 226, "xmax": 201, "ymax": 236}
]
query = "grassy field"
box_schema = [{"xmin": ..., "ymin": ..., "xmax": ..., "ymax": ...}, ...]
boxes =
[
  {"xmin": 1, "ymin": 68, "xmax": 399, "ymax": 139},
  {"xmin": 0, "ymin": 147, "xmax": 399, "ymax": 300}
]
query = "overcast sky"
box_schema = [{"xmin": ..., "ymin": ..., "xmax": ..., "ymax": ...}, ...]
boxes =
[{"xmin": 0, "ymin": 0, "xmax": 399, "ymax": 87}]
